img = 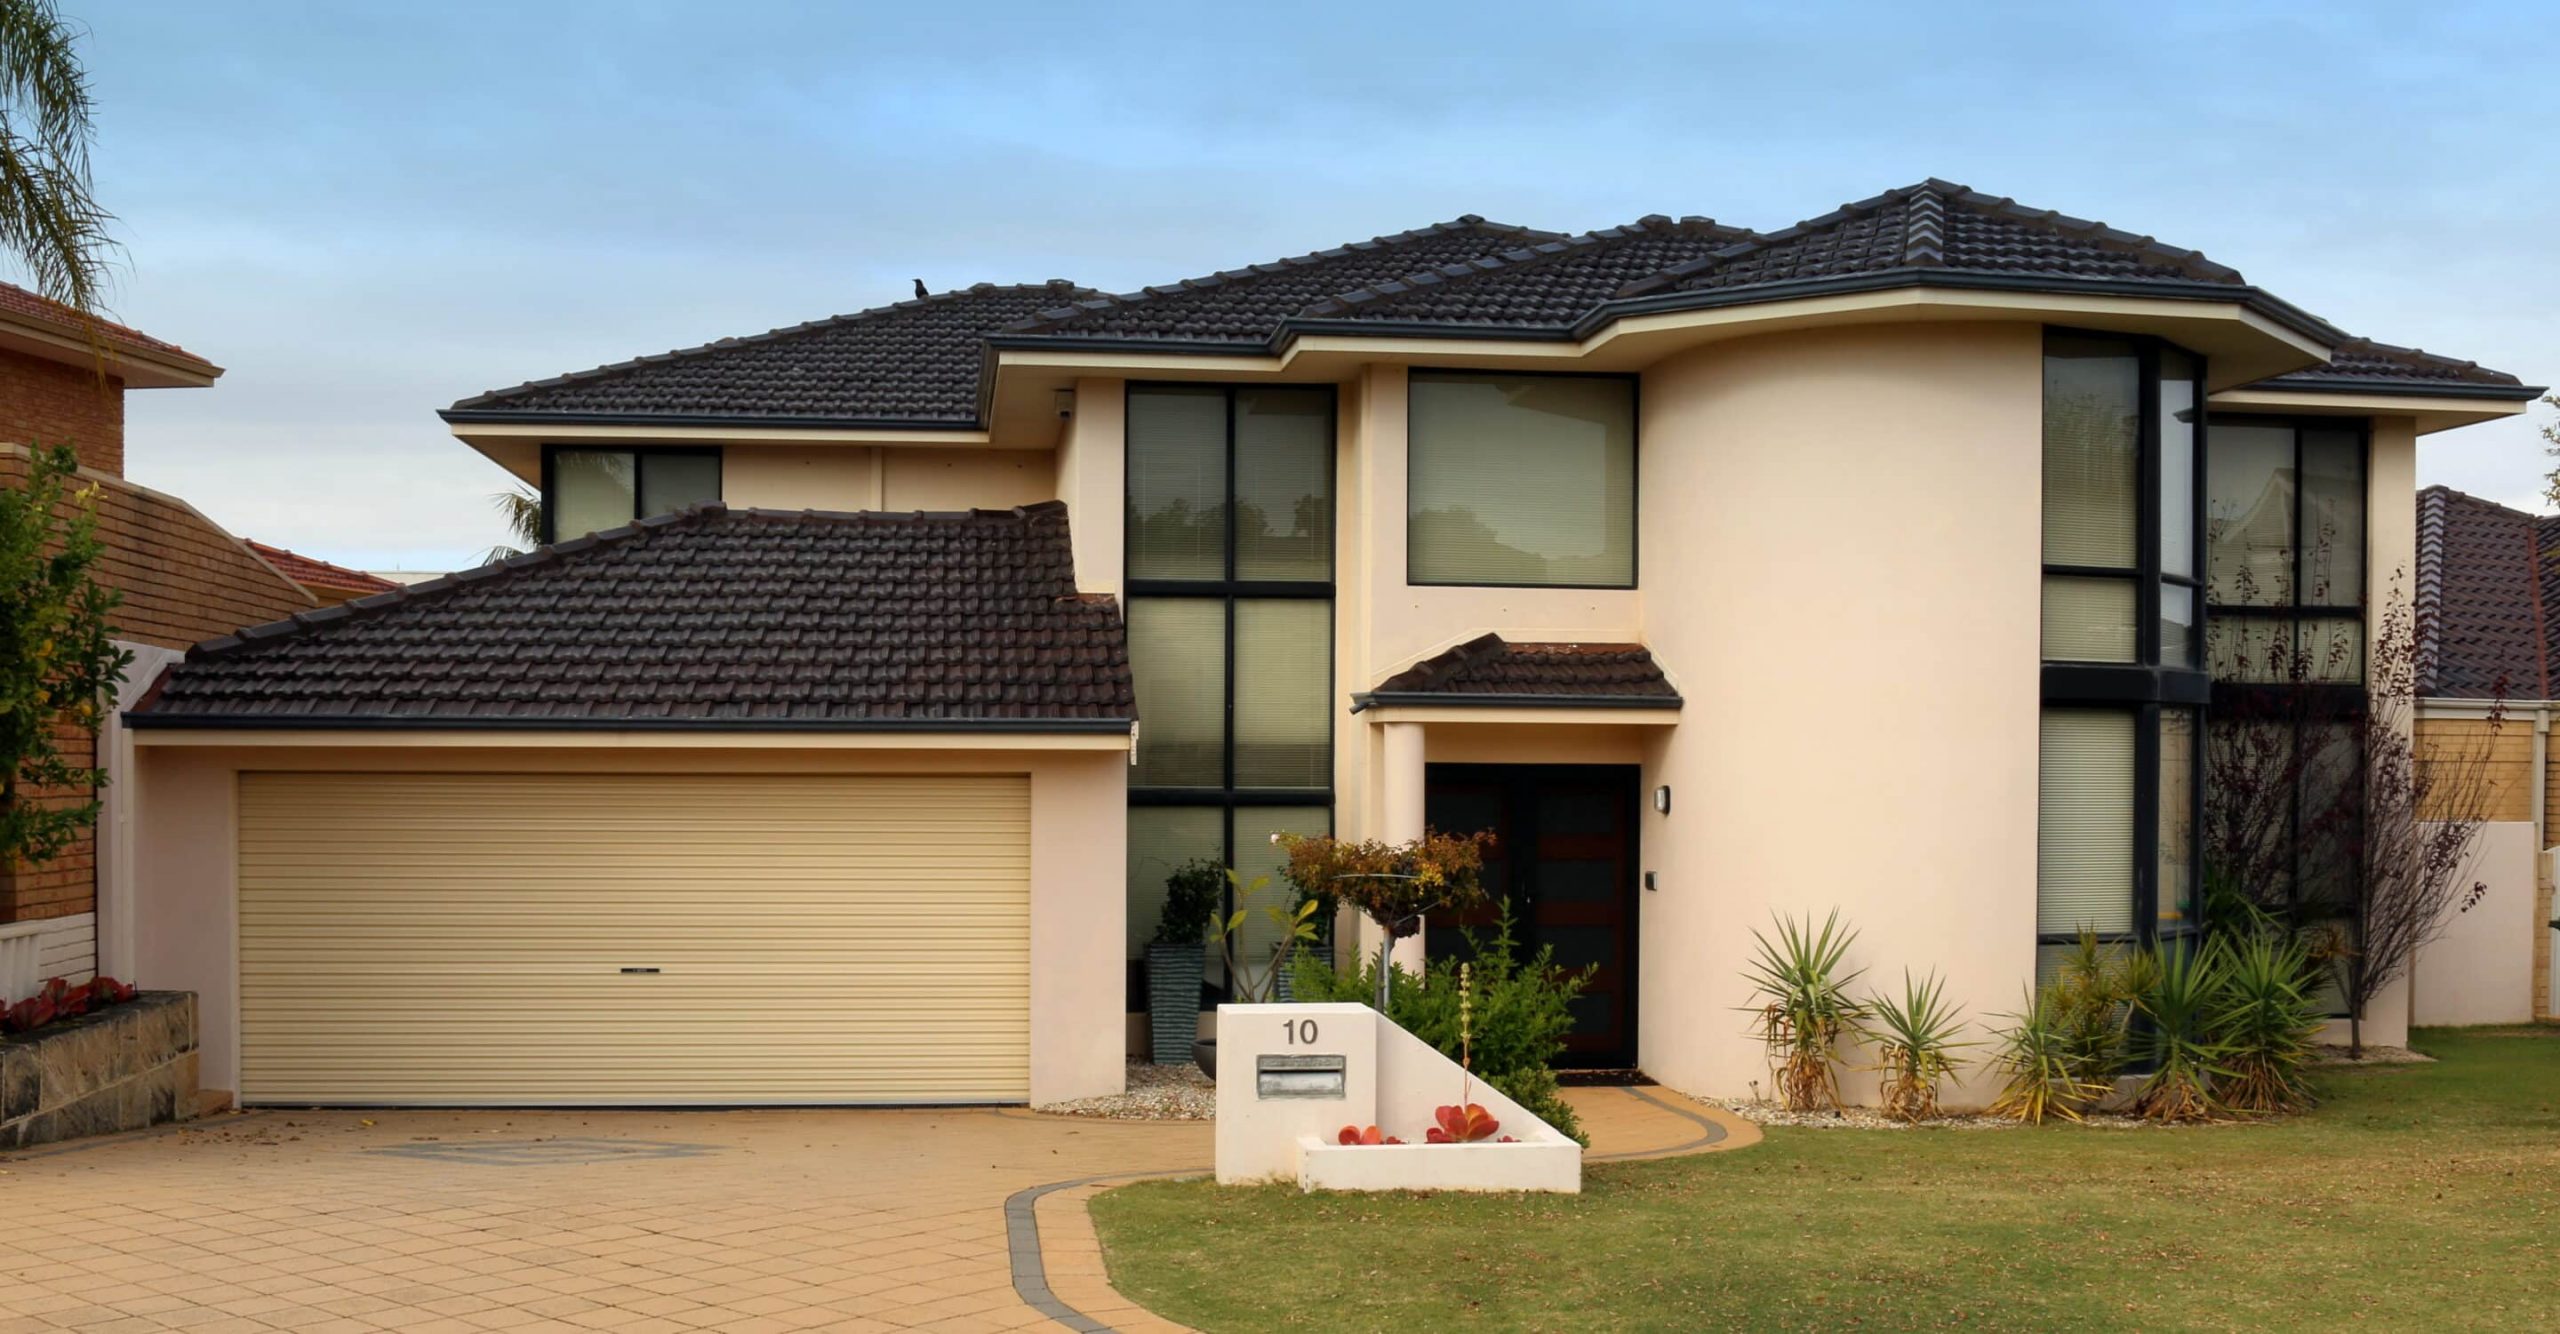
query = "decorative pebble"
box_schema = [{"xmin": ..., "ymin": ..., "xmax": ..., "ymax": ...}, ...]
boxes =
[{"xmin": 1035, "ymin": 1061, "xmax": 1216, "ymax": 1121}]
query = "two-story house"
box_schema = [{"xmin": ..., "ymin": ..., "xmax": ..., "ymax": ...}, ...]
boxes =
[{"xmin": 123, "ymin": 181, "xmax": 2540, "ymax": 1110}]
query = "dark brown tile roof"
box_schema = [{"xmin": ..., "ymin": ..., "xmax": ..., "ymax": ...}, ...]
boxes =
[
  {"xmin": 1007, "ymin": 216, "xmax": 1563, "ymax": 342},
  {"xmin": 444, "ymin": 280, "xmax": 1096, "ymax": 426},
  {"xmin": 132, "ymin": 502, "xmax": 1135, "ymax": 730},
  {"xmin": 1353, "ymin": 634, "xmax": 1678, "ymax": 710},
  {"xmin": 446, "ymin": 182, "xmax": 2532, "ymax": 426},
  {"xmin": 1622, "ymin": 179, "xmax": 2241, "ymax": 299},
  {"xmin": 2252, "ymin": 337, "xmax": 2538, "ymax": 397},
  {"xmin": 1296, "ymin": 215, "xmax": 1759, "ymax": 326},
  {"xmin": 2414, "ymin": 485, "xmax": 2559, "ymax": 699}
]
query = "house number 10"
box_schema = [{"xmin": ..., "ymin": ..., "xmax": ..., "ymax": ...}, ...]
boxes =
[{"xmin": 1282, "ymin": 1018, "xmax": 1320, "ymax": 1046}]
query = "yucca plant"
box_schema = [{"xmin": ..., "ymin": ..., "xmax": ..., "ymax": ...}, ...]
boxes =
[
  {"xmin": 1739, "ymin": 910, "xmax": 1865, "ymax": 1111},
  {"xmin": 2131, "ymin": 940, "xmax": 2230, "ymax": 1123},
  {"xmin": 2049, "ymin": 929, "xmax": 2137, "ymax": 1098},
  {"xmin": 1863, "ymin": 970, "xmax": 1971, "ymax": 1122},
  {"xmin": 1985, "ymin": 986, "xmax": 2108, "ymax": 1124},
  {"xmin": 2212, "ymin": 933, "xmax": 2325, "ymax": 1115}
]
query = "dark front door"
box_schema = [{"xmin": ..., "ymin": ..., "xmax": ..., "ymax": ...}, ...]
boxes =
[{"xmin": 1424, "ymin": 764, "xmax": 1640, "ymax": 1069}]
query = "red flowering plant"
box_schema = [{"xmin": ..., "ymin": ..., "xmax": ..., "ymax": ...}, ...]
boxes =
[
  {"xmin": 2, "ymin": 975, "xmax": 137, "ymax": 1035},
  {"xmin": 1336, "ymin": 1124, "xmax": 1404, "ymax": 1146}
]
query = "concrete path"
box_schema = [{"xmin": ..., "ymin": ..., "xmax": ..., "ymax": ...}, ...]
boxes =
[{"xmin": 0, "ymin": 1086, "xmax": 1750, "ymax": 1333}]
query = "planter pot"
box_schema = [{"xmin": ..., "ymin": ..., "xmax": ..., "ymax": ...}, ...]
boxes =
[
  {"xmin": 1193, "ymin": 1038, "xmax": 1217, "ymax": 1080},
  {"xmin": 1146, "ymin": 941, "xmax": 1205, "ymax": 1066}
]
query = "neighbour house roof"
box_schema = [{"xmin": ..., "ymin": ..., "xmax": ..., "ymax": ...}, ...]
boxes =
[
  {"xmin": 131, "ymin": 502, "xmax": 1135, "ymax": 731},
  {"xmin": 2413, "ymin": 486, "xmax": 2560, "ymax": 700},
  {"xmin": 0, "ymin": 281, "xmax": 220, "ymax": 383},
  {"xmin": 443, "ymin": 180, "xmax": 2539, "ymax": 429},
  {"xmin": 246, "ymin": 541, "xmax": 403, "ymax": 598},
  {"xmin": 1352, "ymin": 634, "xmax": 1680, "ymax": 711},
  {"xmin": 443, "ymin": 280, "xmax": 1097, "ymax": 427}
]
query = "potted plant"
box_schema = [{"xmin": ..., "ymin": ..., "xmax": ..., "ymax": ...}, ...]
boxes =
[
  {"xmin": 1147, "ymin": 857, "xmax": 1223, "ymax": 1066},
  {"xmin": 1197, "ymin": 869, "xmax": 1324, "ymax": 1077}
]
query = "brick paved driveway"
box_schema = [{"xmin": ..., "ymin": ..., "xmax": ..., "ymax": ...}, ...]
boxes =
[
  {"xmin": 0, "ymin": 1088, "xmax": 1744, "ymax": 1333},
  {"xmin": 0, "ymin": 1106, "xmax": 1209, "ymax": 1334}
]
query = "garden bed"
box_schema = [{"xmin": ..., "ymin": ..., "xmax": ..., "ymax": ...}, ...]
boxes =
[{"xmin": 1, "ymin": 990, "xmax": 198, "ymax": 1149}]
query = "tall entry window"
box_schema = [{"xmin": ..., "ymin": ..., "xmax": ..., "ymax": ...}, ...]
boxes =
[
  {"xmin": 1124, "ymin": 384, "xmax": 1336, "ymax": 983},
  {"xmin": 2204, "ymin": 418, "xmax": 2368, "ymax": 1007},
  {"xmin": 2038, "ymin": 330, "xmax": 2206, "ymax": 972},
  {"xmin": 544, "ymin": 447, "xmax": 721, "ymax": 543}
]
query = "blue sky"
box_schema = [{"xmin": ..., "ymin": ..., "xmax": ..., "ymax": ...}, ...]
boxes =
[{"xmin": 72, "ymin": 1, "xmax": 2558, "ymax": 570}]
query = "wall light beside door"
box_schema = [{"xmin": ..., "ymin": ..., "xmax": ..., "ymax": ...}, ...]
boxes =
[{"xmin": 1652, "ymin": 785, "xmax": 1671, "ymax": 816}]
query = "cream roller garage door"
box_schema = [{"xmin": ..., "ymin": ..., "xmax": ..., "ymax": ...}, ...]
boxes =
[{"xmin": 237, "ymin": 771, "xmax": 1031, "ymax": 1106}]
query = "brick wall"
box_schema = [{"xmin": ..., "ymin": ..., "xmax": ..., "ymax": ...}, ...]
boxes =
[
  {"xmin": 0, "ymin": 350, "xmax": 124, "ymax": 477},
  {"xmin": 0, "ymin": 445, "xmax": 312, "ymax": 926}
]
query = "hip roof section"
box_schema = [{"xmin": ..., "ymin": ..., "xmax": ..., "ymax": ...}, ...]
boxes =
[
  {"xmin": 443, "ymin": 180, "xmax": 2537, "ymax": 430},
  {"xmin": 132, "ymin": 502, "xmax": 1137, "ymax": 731}
]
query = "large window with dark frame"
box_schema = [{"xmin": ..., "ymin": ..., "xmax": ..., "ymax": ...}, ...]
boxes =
[
  {"xmin": 1406, "ymin": 370, "xmax": 1638, "ymax": 589},
  {"xmin": 2037, "ymin": 330, "xmax": 2206, "ymax": 975},
  {"xmin": 2203, "ymin": 416, "xmax": 2369, "ymax": 1011},
  {"xmin": 543, "ymin": 446, "xmax": 721, "ymax": 543},
  {"xmin": 1123, "ymin": 383, "xmax": 1336, "ymax": 994}
]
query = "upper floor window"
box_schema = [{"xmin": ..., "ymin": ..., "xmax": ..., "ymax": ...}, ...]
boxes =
[
  {"xmin": 2204, "ymin": 419, "xmax": 2365, "ymax": 683},
  {"xmin": 546, "ymin": 447, "xmax": 719, "ymax": 543},
  {"xmin": 1126, "ymin": 385, "xmax": 1333, "ymax": 583},
  {"xmin": 2041, "ymin": 333, "xmax": 2202, "ymax": 665},
  {"xmin": 1407, "ymin": 370, "xmax": 1636, "ymax": 589}
]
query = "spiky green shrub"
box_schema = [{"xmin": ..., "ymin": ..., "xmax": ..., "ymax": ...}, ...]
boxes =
[
  {"xmin": 2211, "ymin": 933, "xmax": 2325, "ymax": 1115},
  {"xmin": 2131, "ymin": 940, "xmax": 2230, "ymax": 1123},
  {"xmin": 2049, "ymin": 930, "xmax": 2137, "ymax": 1099},
  {"xmin": 1862, "ymin": 970, "xmax": 1970, "ymax": 1122},
  {"xmin": 1739, "ymin": 910, "xmax": 1866, "ymax": 1111},
  {"xmin": 1986, "ymin": 987, "xmax": 2110, "ymax": 1124}
]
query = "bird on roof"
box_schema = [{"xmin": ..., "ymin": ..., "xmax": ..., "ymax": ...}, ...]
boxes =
[{"xmin": 912, "ymin": 278, "xmax": 928, "ymax": 299}]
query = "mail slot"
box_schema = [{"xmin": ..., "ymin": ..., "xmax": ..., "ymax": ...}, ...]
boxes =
[{"xmin": 1256, "ymin": 1053, "xmax": 1347, "ymax": 1099}]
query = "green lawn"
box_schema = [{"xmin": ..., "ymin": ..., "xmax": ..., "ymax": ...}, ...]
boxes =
[{"xmin": 1091, "ymin": 1027, "xmax": 2560, "ymax": 1332}]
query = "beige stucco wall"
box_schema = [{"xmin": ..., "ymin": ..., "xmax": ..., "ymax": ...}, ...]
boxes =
[
  {"xmin": 1056, "ymin": 378, "xmax": 1126, "ymax": 598},
  {"xmin": 132, "ymin": 741, "xmax": 1128, "ymax": 1107},
  {"xmin": 1630, "ymin": 323, "xmax": 2046, "ymax": 1104},
  {"xmin": 882, "ymin": 447, "xmax": 1054, "ymax": 511},
  {"xmin": 720, "ymin": 445, "xmax": 881, "ymax": 511}
]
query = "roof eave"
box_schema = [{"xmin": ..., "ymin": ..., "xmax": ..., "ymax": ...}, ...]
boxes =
[
  {"xmin": 2235, "ymin": 376, "xmax": 2544, "ymax": 401},
  {"xmin": 439, "ymin": 407, "xmax": 989, "ymax": 431},
  {"xmin": 1347, "ymin": 692, "xmax": 1684, "ymax": 713},
  {"xmin": 123, "ymin": 712, "xmax": 1138, "ymax": 734}
]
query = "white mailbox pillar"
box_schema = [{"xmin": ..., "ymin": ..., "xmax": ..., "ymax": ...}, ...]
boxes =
[{"xmin": 1215, "ymin": 1002, "xmax": 1378, "ymax": 1184}]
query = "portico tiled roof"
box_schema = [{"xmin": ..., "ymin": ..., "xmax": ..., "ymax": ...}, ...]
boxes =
[
  {"xmin": 446, "ymin": 181, "xmax": 2536, "ymax": 427},
  {"xmin": 132, "ymin": 502, "xmax": 1135, "ymax": 730},
  {"xmin": 1353, "ymin": 634, "xmax": 1679, "ymax": 710}
]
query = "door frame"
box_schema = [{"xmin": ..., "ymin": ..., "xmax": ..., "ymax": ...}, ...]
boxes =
[{"xmin": 1424, "ymin": 762, "xmax": 1643, "ymax": 1069}]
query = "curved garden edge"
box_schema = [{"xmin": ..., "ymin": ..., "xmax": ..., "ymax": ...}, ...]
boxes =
[{"xmin": 1003, "ymin": 1085, "xmax": 1759, "ymax": 1333}]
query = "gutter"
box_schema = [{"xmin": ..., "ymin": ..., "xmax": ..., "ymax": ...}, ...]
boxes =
[
  {"xmin": 122, "ymin": 713, "xmax": 1138, "ymax": 734},
  {"xmin": 1348, "ymin": 692, "xmax": 1682, "ymax": 714},
  {"xmin": 438, "ymin": 407, "xmax": 990, "ymax": 431},
  {"xmin": 2236, "ymin": 377, "xmax": 2546, "ymax": 401}
]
